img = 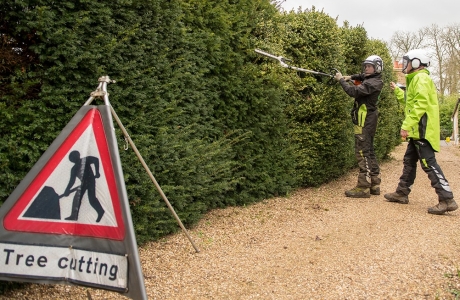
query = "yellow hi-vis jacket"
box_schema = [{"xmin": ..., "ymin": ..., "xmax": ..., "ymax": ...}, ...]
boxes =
[{"xmin": 395, "ymin": 69, "xmax": 441, "ymax": 151}]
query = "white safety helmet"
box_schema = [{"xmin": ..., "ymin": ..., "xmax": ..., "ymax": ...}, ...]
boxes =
[
  {"xmin": 402, "ymin": 49, "xmax": 430, "ymax": 73},
  {"xmin": 362, "ymin": 55, "xmax": 383, "ymax": 74}
]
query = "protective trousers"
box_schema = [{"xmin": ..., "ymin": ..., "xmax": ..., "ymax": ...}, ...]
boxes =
[
  {"xmin": 396, "ymin": 139, "xmax": 453, "ymax": 200},
  {"xmin": 355, "ymin": 126, "xmax": 380, "ymax": 188}
]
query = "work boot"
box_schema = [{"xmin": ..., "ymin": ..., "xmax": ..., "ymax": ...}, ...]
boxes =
[
  {"xmin": 427, "ymin": 200, "xmax": 448, "ymax": 215},
  {"xmin": 384, "ymin": 192, "xmax": 409, "ymax": 204},
  {"xmin": 446, "ymin": 199, "xmax": 458, "ymax": 212},
  {"xmin": 345, "ymin": 187, "xmax": 370, "ymax": 198},
  {"xmin": 370, "ymin": 185, "xmax": 380, "ymax": 195}
]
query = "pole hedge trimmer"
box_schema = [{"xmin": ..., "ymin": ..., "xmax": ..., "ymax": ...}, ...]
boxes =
[{"xmin": 255, "ymin": 49, "xmax": 339, "ymax": 84}]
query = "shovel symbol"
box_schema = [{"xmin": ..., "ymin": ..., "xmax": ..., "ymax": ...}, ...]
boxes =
[{"xmin": 23, "ymin": 186, "xmax": 79, "ymax": 220}]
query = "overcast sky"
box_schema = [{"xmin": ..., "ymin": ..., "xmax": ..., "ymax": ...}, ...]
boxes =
[{"xmin": 280, "ymin": 0, "xmax": 460, "ymax": 42}]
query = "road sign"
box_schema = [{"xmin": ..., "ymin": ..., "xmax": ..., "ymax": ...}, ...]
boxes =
[{"xmin": 4, "ymin": 107, "xmax": 125, "ymax": 240}]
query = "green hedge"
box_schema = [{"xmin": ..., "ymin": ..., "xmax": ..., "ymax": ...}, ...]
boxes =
[
  {"xmin": 439, "ymin": 94, "xmax": 459, "ymax": 139},
  {"xmin": 0, "ymin": 2, "xmax": 408, "ymax": 294},
  {"xmin": 255, "ymin": 9, "xmax": 402, "ymax": 186},
  {"xmin": 0, "ymin": 0, "xmax": 298, "ymax": 244},
  {"xmin": 1, "ymin": 1, "xmax": 402, "ymax": 249}
]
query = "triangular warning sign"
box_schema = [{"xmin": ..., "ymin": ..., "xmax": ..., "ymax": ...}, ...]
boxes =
[
  {"xmin": 0, "ymin": 87, "xmax": 147, "ymax": 299},
  {"xmin": 4, "ymin": 107, "xmax": 125, "ymax": 240}
]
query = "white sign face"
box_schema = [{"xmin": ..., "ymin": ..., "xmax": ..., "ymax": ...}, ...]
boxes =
[{"xmin": 0, "ymin": 243, "xmax": 128, "ymax": 290}]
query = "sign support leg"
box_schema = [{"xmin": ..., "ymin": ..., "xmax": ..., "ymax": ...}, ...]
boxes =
[
  {"xmin": 86, "ymin": 76, "xmax": 200, "ymax": 253},
  {"xmin": 109, "ymin": 106, "xmax": 200, "ymax": 253}
]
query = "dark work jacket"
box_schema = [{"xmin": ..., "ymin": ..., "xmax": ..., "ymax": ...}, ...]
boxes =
[{"xmin": 339, "ymin": 73, "xmax": 383, "ymax": 135}]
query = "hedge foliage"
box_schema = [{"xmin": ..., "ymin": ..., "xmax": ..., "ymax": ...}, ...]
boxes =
[
  {"xmin": 255, "ymin": 9, "xmax": 402, "ymax": 185},
  {"xmin": 439, "ymin": 94, "xmax": 460, "ymax": 139},
  {"xmin": 1, "ymin": 1, "xmax": 402, "ymax": 249}
]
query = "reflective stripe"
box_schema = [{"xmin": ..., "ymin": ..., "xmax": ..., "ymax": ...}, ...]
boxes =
[{"xmin": 358, "ymin": 104, "xmax": 367, "ymax": 127}]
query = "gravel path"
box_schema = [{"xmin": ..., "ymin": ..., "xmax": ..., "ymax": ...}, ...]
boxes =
[{"xmin": 2, "ymin": 142, "xmax": 460, "ymax": 299}]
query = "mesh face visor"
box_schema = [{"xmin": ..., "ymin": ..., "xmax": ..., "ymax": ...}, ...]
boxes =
[
  {"xmin": 402, "ymin": 56, "xmax": 410, "ymax": 73},
  {"xmin": 361, "ymin": 62, "xmax": 375, "ymax": 74}
]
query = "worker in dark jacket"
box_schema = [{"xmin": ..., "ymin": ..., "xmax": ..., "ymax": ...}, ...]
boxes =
[{"xmin": 334, "ymin": 55, "xmax": 384, "ymax": 198}]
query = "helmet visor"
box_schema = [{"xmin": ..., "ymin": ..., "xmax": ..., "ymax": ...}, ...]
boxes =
[
  {"xmin": 362, "ymin": 62, "xmax": 375, "ymax": 74},
  {"xmin": 402, "ymin": 56, "xmax": 410, "ymax": 73}
]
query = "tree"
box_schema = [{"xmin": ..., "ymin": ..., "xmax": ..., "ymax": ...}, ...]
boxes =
[
  {"xmin": 441, "ymin": 24, "xmax": 460, "ymax": 95},
  {"xmin": 424, "ymin": 24, "xmax": 449, "ymax": 95},
  {"xmin": 388, "ymin": 30, "xmax": 426, "ymax": 61},
  {"xmin": 388, "ymin": 24, "xmax": 460, "ymax": 96}
]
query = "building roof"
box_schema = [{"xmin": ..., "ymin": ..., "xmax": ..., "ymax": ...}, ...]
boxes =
[
  {"xmin": 392, "ymin": 60, "xmax": 405, "ymax": 85},
  {"xmin": 393, "ymin": 61, "xmax": 403, "ymax": 69}
]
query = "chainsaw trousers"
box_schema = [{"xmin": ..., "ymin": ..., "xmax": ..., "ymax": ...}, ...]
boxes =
[
  {"xmin": 354, "ymin": 126, "xmax": 380, "ymax": 188},
  {"xmin": 396, "ymin": 139, "xmax": 453, "ymax": 200}
]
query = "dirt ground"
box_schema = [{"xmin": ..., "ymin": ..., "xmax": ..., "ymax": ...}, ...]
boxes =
[{"xmin": 2, "ymin": 141, "xmax": 460, "ymax": 300}]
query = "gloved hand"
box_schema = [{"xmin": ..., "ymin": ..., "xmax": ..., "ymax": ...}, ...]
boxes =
[
  {"xmin": 334, "ymin": 72, "xmax": 343, "ymax": 81},
  {"xmin": 343, "ymin": 76, "xmax": 351, "ymax": 81}
]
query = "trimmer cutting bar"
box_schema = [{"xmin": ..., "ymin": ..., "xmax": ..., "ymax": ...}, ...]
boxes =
[{"xmin": 255, "ymin": 49, "xmax": 334, "ymax": 78}]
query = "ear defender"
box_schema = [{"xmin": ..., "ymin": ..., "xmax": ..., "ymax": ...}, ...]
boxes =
[{"xmin": 411, "ymin": 58, "xmax": 420, "ymax": 69}]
